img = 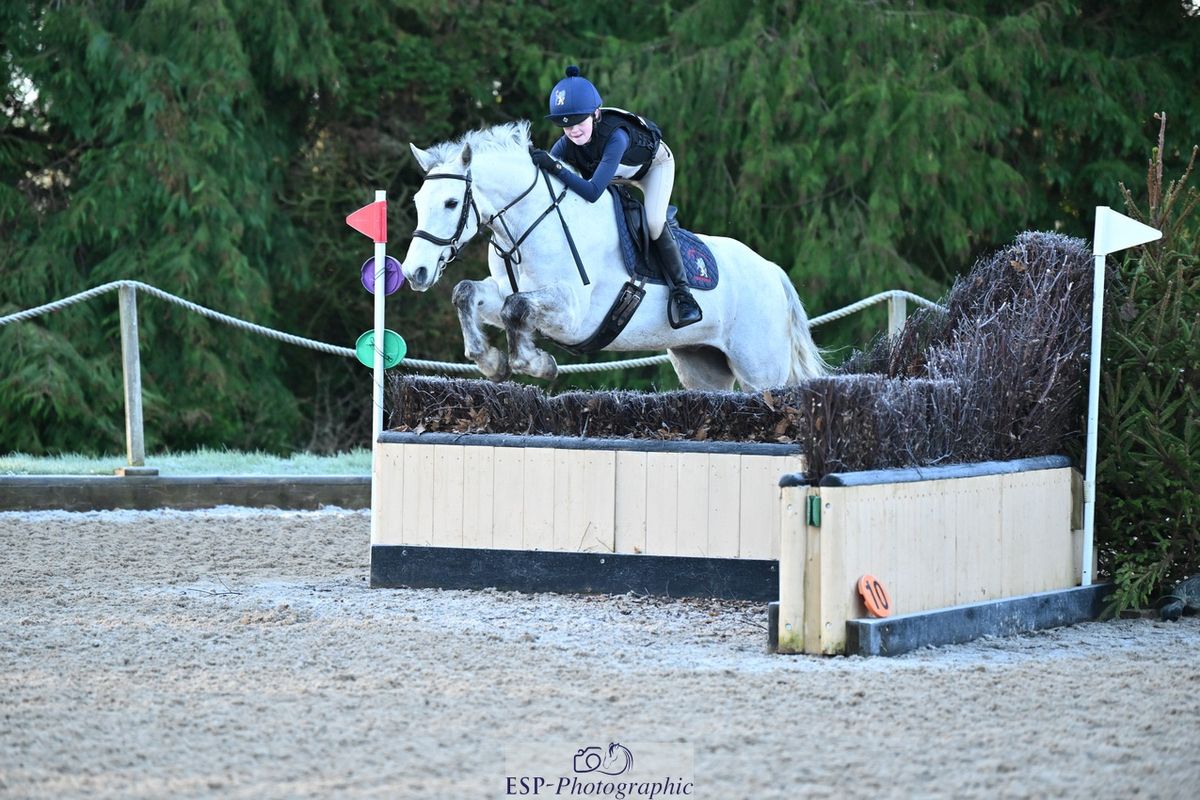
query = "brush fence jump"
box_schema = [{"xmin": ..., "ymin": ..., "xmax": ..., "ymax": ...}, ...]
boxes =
[
  {"xmin": 371, "ymin": 432, "xmax": 805, "ymax": 601},
  {"xmin": 775, "ymin": 456, "xmax": 1082, "ymax": 655}
]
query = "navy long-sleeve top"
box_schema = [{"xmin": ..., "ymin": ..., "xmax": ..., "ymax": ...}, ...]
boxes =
[{"xmin": 549, "ymin": 128, "xmax": 631, "ymax": 203}]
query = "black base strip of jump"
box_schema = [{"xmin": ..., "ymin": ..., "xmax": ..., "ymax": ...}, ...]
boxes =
[
  {"xmin": 0, "ymin": 475, "xmax": 371, "ymax": 512},
  {"xmin": 766, "ymin": 583, "xmax": 1112, "ymax": 657},
  {"xmin": 371, "ymin": 544, "xmax": 778, "ymax": 602}
]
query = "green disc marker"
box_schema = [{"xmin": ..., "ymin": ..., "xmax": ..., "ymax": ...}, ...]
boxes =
[{"xmin": 355, "ymin": 329, "xmax": 406, "ymax": 369}]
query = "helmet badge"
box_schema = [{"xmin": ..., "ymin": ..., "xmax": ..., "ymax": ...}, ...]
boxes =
[{"xmin": 554, "ymin": 89, "xmax": 566, "ymax": 107}]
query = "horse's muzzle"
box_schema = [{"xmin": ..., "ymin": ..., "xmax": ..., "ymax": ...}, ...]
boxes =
[
  {"xmin": 407, "ymin": 265, "xmax": 433, "ymax": 291},
  {"xmin": 406, "ymin": 258, "xmax": 446, "ymax": 292}
]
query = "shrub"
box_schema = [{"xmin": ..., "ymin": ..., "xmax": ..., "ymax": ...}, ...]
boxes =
[{"xmin": 1097, "ymin": 113, "xmax": 1200, "ymax": 611}]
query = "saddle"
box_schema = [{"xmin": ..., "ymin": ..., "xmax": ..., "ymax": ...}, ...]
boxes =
[
  {"xmin": 609, "ymin": 186, "xmax": 718, "ymax": 291},
  {"xmin": 548, "ymin": 187, "xmax": 719, "ymax": 357}
]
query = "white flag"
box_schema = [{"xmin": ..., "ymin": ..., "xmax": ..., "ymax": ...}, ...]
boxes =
[{"xmin": 1093, "ymin": 206, "xmax": 1162, "ymax": 256}]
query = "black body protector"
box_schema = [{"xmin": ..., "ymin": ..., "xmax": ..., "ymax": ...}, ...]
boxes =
[{"xmin": 560, "ymin": 108, "xmax": 663, "ymax": 181}]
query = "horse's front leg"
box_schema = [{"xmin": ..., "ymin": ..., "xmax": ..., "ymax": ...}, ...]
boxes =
[
  {"xmin": 500, "ymin": 285, "xmax": 578, "ymax": 381},
  {"xmin": 452, "ymin": 278, "xmax": 510, "ymax": 381}
]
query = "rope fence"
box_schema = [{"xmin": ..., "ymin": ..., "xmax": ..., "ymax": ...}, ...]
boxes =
[
  {"xmin": 1, "ymin": 280, "xmax": 942, "ymax": 372},
  {"xmin": 0, "ymin": 280, "xmax": 943, "ymax": 468}
]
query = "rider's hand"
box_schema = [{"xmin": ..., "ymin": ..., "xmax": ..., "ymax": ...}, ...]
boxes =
[{"xmin": 530, "ymin": 148, "xmax": 562, "ymax": 173}]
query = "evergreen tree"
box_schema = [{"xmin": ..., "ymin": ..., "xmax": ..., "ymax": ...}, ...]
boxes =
[
  {"xmin": 1, "ymin": 1, "xmax": 342, "ymax": 452},
  {"xmin": 1098, "ymin": 114, "xmax": 1198, "ymax": 609},
  {"xmin": 3, "ymin": 1, "xmax": 1199, "ymax": 454},
  {"xmin": 596, "ymin": 0, "xmax": 1200, "ymax": 352}
]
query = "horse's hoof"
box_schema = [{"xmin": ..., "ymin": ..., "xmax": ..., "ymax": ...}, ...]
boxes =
[
  {"xmin": 529, "ymin": 353, "xmax": 558, "ymax": 381},
  {"xmin": 478, "ymin": 347, "xmax": 510, "ymax": 381}
]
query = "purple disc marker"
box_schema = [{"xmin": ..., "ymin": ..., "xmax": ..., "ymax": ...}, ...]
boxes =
[{"xmin": 360, "ymin": 255, "xmax": 403, "ymax": 296}]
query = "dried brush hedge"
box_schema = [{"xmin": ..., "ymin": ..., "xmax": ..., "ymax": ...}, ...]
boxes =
[{"xmin": 385, "ymin": 231, "xmax": 1094, "ymax": 480}]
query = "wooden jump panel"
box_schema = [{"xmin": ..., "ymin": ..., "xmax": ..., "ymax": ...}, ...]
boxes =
[
  {"xmin": 371, "ymin": 433, "xmax": 805, "ymax": 599},
  {"xmin": 373, "ymin": 435, "xmax": 806, "ymax": 561},
  {"xmin": 776, "ymin": 458, "xmax": 1078, "ymax": 655}
]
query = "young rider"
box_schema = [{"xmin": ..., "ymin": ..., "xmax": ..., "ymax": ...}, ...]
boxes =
[{"xmin": 529, "ymin": 65, "xmax": 703, "ymax": 328}]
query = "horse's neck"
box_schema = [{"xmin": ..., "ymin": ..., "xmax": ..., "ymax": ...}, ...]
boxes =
[
  {"xmin": 476, "ymin": 156, "xmax": 568, "ymax": 244},
  {"xmin": 475, "ymin": 155, "xmax": 539, "ymax": 221},
  {"xmin": 475, "ymin": 153, "xmax": 617, "ymax": 290}
]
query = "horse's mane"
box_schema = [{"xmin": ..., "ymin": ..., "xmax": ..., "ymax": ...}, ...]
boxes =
[{"xmin": 425, "ymin": 121, "xmax": 533, "ymax": 168}]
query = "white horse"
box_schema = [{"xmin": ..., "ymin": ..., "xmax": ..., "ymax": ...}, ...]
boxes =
[{"xmin": 401, "ymin": 121, "xmax": 824, "ymax": 390}]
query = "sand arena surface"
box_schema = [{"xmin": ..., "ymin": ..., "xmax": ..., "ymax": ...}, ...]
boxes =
[{"xmin": 1, "ymin": 507, "xmax": 1198, "ymax": 799}]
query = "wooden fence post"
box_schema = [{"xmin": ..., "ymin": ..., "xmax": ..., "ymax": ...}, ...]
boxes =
[{"xmin": 116, "ymin": 284, "xmax": 157, "ymax": 476}]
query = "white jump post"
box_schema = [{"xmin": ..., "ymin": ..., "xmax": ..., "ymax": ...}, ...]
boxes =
[
  {"xmin": 370, "ymin": 190, "xmax": 387, "ymax": 446},
  {"xmin": 367, "ymin": 191, "xmax": 386, "ymax": 546},
  {"xmin": 370, "ymin": 191, "xmax": 387, "ymax": 545},
  {"xmin": 346, "ymin": 192, "xmax": 391, "ymax": 544},
  {"xmin": 1081, "ymin": 207, "xmax": 1161, "ymax": 585}
]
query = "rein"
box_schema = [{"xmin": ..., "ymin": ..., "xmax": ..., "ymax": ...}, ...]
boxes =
[{"xmin": 412, "ymin": 158, "xmax": 591, "ymax": 294}]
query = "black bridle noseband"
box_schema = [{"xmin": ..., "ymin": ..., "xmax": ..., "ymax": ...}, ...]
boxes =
[{"xmin": 410, "ymin": 160, "xmax": 589, "ymax": 292}]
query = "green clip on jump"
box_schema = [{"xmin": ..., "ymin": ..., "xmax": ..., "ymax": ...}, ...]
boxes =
[{"xmin": 355, "ymin": 329, "xmax": 406, "ymax": 369}]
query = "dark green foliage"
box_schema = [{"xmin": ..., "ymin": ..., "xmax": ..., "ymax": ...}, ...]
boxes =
[
  {"xmin": 1097, "ymin": 114, "xmax": 1199, "ymax": 612},
  {"xmin": 2, "ymin": 2, "xmax": 1199, "ymax": 454},
  {"xmin": 1, "ymin": 0, "xmax": 335, "ymax": 452},
  {"xmin": 604, "ymin": 0, "xmax": 1200, "ymax": 351}
]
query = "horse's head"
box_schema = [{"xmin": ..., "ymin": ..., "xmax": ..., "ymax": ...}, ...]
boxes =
[
  {"xmin": 403, "ymin": 122, "xmax": 537, "ymax": 291},
  {"xmin": 402, "ymin": 142, "xmax": 480, "ymax": 291}
]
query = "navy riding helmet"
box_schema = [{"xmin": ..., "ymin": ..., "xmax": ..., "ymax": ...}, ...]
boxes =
[{"xmin": 546, "ymin": 65, "xmax": 601, "ymax": 127}]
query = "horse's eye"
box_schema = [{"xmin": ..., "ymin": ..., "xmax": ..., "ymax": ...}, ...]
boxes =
[{"xmin": 444, "ymin": 199, "xmax": 459, "ymax": 209}]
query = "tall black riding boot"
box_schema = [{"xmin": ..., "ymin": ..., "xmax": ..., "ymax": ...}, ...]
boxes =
[{"xmin": 653, "ymin": 230, "xmax": 702, "ymax": 328}]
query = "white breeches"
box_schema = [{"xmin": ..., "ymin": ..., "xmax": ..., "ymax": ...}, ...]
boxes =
[{"xmin": 624, "ymin": 142, "xmax": 675, "ymax": 240}]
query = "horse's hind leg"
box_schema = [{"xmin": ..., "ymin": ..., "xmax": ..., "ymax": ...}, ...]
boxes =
[
  {"xmin": 667, "ymin": 345, "xmax": 736, "ymax": 391},
  {"xmin": 500, "ymin": 286, "xmax": 576, "ymax": 381},
  {"xmin": 722, "ymin": 310, "xmax": 799, "ymax": 390},
  {"xmin": 453, "ymin": 278, "xmax": 510, "ymax": 381}
]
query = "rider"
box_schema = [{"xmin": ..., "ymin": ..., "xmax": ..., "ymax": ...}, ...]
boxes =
[{"xmin": 529, "ymin": 65, "xmax": 703, "ymax": 328}]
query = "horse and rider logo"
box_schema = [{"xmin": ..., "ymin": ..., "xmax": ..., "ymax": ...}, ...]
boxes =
[
  {"xmin": 555, "ymin": 89, "xmax": 567, "ymax": 107},
  {"xmin": 573, "ymin": 743, "xmax": 634, "ymax": 776}
]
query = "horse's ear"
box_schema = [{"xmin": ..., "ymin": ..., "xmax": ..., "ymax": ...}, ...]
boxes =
[
  {"xmin": 410, "ymin": 143, "xmax": 436, "ymax": 172},
  {"xmin": 460, "ymin": 143, "xmax": 472, "ymax": 167}
]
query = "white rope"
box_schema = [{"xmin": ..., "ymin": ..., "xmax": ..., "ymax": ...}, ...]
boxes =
[
  {"xmin": 0, "ymin": 280, "xmax": 356, "ymax": 357},
  {"xmin": 0, "ymin": 282, "xmax": 942, "ymax": 375},
  {"xmin": 558, "ymin": 353, "xmax": 672, "ymax": 373},
  {"xmin": 0, "ymin": 282, "xmax": 126, "ymax": 326},
  {"xmin": 808, "ymin": 290, "xmax": 942, "ymax": 326}
]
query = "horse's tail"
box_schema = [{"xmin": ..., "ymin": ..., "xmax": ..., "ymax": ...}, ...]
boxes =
[{"xmin": 779, "ymin": 268, "xmax": 828, "ymax": 382}]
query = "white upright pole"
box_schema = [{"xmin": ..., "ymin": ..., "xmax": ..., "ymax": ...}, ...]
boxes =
[
  {"xmin": 1081, "ymin": 206, "xmax": 1161, "ymax": 587},
  {"xmin": 372, "ymin": 190, "xmax": 387, "ymax": 444},
  {"xmin": 1080, "ymin": 251, "xmax": 1106, "ymax": 586},
  {"xmin": 371, "ymin": 189, "xmax": 387, "ymax": 545}
]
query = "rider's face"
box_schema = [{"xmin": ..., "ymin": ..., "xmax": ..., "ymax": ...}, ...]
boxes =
[{"xmin": 564, "ymin": 114, "xmax": 595, "ymax": 146}]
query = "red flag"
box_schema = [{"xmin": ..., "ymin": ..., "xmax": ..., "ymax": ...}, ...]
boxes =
[{"xmin": 346, "ymin": 200, "xmax": 387, "ymax": 243}]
